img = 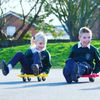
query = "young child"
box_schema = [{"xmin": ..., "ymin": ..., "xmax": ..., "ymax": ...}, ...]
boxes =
[
  {"xmin": 63, "ymin": 27, "xmax": 100, "ymax": 83},
  {"xmin": 1, "ymin": 32, "xmax": 52, "ymax": 81}
]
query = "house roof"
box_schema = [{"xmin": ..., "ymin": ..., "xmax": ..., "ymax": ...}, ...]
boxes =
[
  {"xmin": 0, "ymin": 11, "xmax": 36, "ymax": 26},
  {"xmin": 3, "ymin": 11, "xmax": 23, "ymax": 20}
]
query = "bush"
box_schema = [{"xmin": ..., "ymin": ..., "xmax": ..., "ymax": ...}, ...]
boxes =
[{"xmin": 0, "ymin": 40, "xmax": 100, "ymax": 69}]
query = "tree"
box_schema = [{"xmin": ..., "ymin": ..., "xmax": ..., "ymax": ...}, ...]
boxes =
[
  {"xmin": 0, "ymin": 0, "xmax": 64, "ymax": 40},
  {"xmin": 0, "ymin": 0, "xmax": 46, "ymax": 40},
  {"xmin": 11, "ymin": 0, "xmax": 47, "ymax": 40},
  {"xmin": 45, "ymin": 0, "xmax": 100, "ymax": 41},
  {"xmin": 0, "ymin": 0, "xmax": 9, "ymax": 40}
]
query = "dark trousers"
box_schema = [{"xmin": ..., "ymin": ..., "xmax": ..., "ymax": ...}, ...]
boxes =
[
  {"xmin": 8, "ymin": 51, "xmax": 42, "ymax": 74},
  {"xmin": 63, "ymin": 58, "xmax": 92, "ymax": 80}
]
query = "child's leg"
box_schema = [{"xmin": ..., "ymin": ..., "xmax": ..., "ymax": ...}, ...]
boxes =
[
  {"xmin": 8, "ymin": 51, "xmax": 33, "ymax": 74},
  {"xmin": 63, "ymin": 66, "xmax": 72, "ymax": 83},
  {"xmin": 1, "ymin": 51, "xmax": 33, "ymax": 76},
  {"xmin": 63, "ymin": 58, "xmax": 78, "ymax": 83},
  {"xmin": 32, "ymin": 52, "xmax": 42, "ymax": 67},
  {"xmin": 78, "ymin": 62, "xmax": 90, "ymax": 78},
  {"xmin": 82, "ymin": 65, "xmax": 94, "ymax": 82},
  {"xmin": 67, "ymin": 58, "xmax": 78, "ymax": 81},
  {"xmin": 31, "ymin": 52, "xmax": 43, "ymax": 75}
]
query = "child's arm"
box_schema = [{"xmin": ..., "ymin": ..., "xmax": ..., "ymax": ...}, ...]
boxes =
[
  {"xmin": 93, "ymin": 48, "xmax": 100, "ymax": 74},
  {"xmin": 43, "ymin": 51, "xmax": 52, "ymax": 74},
  {"xmin": 20, "ymin": 68, "xmax": 25, "ymax": 74},
  {"xmin": 25, "ymin": 49, "xmax": 33, "ymax": 59}
]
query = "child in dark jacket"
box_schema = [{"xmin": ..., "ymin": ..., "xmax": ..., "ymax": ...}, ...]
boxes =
[
  {"xmin": 1, "ymin": 32, "xmax": 52, "ymax": 81},
  {"xmin": 63, "ymin": 27, "xmax": 100, "ymax": 83}
]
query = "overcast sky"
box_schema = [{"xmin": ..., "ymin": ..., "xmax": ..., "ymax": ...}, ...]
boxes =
[{"xmin": 2, "ymin": 0, "xmax": 61, "ymax": 26}]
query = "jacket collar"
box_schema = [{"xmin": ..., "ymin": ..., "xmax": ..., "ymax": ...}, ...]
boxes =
[{"xmin": 78, "ymin": 41, "xmax": 90, "ymax": 49}]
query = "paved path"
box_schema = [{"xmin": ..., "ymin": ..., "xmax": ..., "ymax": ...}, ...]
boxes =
[{"xmin": 0, "ymin": 69, "xmax": 100, "ymax": 100}]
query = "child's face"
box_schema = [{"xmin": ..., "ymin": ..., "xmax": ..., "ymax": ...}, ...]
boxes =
[
  {"xmin": 78, "ymin": 32, "xmax": 92, "ymax": 47},
  {"xmin": 35, "ymin": 40, "xmax": 45, "ymax": 50}
]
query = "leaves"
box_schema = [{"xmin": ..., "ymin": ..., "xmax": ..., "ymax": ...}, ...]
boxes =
[{"xmin": 45, "ymin": 0, "xmax": 100, "ymax": 41}]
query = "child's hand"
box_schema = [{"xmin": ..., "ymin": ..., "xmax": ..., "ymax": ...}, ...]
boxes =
[
  {"xmin": 42, "ymin": 72, "xmax": 46, "ymax": 77},
  {"xmin": 42, "ymin": 72, "xmax": 46, "ymax": 75},
  {"xmin": 92, "ymin": 73, "xmax": 96, "ymax": 75}
]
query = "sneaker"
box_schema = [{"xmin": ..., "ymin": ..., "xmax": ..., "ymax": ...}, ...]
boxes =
[
  {"xmin": 31, "ymin": 64, "xmax": 39, "ymax": 76},
  {"xmin": 1, "ymin": 60, "xmax": 9, "ymax": 76},
  {"xmin": 89, "ymin": 77, "xmax": 95, "ymax": 82},
  {"xmin": 63, "ymin": 67, "xmax": 72, "ymax": 83},
  {"xmin": 71, "ymin": 63, "xmax": 78, "ymax": 81}
]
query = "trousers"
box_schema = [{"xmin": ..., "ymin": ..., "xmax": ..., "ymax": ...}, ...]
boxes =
[
  {"xmin": 63, "ymin": 58, "xmax": 92, "ymax": 81},
  {"xmin": 8, "ymin": 51, "xmax": 42, "ymax": 74}
]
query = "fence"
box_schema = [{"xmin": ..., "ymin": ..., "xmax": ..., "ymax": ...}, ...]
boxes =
[
  {"xmin": 0, "ymin": 39, "xmax": 70, "ymax": 48},
  {"xmin": 0, "ymin": 40, "xmax": 30, "ymax": 48}
]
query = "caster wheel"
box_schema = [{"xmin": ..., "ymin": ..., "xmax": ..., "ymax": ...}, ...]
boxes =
[
  {"xmin": 89, "ymin": 78, "xmax": 95, "ymax": 82},
  {"xmin": 22, "ymin": 77, "xmax": 26, "ymax": 82},
  {"xmin": 42, "ymin": 77, "xmax": 46, "ymax": 81},
  {"xmin": 37, "ymin": 77, "xmax": 41, "ymax": 82},
  {"xmin": 27, "ymin": 77, "xmax": 31, "ymax": 81}
]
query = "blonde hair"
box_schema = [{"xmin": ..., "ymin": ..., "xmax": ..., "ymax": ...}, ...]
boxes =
[
  {"xmin": 79, "ymin": 27, "xmax": 92, "ymax": 37},
  {"xmin": 30, "ymin": 32, "xmax": 47, "ymax": 50}
]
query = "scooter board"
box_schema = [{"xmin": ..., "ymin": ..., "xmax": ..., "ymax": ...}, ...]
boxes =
[
  {"xmin": 18, "ymin": 74, "xmax": 48, "ymax": 82},
  {"xmin": 81, "ymin": 74, "xmax": 99, "ymax": 78},
  {"xmin": 17, "ymin": 74, "xmax": 48, "ymax": 77},
  {"xmin": 75, "ymin": 74, "xmax": 99, "ymax": 83}
]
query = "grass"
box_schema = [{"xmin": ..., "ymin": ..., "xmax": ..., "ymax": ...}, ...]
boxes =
[{"xmin": 0, "ymin": 40, "xmax": 100, "ymax": 69}]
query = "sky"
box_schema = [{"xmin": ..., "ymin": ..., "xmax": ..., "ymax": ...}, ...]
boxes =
[{"xmin": 1, "ymin": 0, "xmax": 61, "ymax": 26}]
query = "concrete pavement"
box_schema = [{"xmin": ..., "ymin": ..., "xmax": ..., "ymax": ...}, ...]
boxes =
[{"xmin": 0, "ymin": 69, "xmax": 100, "ymax": 100}]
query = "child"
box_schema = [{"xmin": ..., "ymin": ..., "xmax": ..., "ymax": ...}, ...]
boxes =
[
  {"xmin": 63, "ymin": 27, "xmax": 100, "ymax": 83},
  {"xmin": 1, "ymin": 32, "xmax": 52, "ymax": 81}
]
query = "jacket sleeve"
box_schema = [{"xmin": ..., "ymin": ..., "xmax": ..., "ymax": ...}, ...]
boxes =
[
  {"xmin": 24, "ymin": 49, "xmax": 33, "ymax": 64},
  {"xmin": 24, "ymin": 49, "xmax": 33, "ymax": 59},
  {"xmin": 43, "ymin": 51, "xmax": 52, "ymax": 74},
  {"xmin": 68, "ymin": 46, "xmax": 74, "ymax": 58},
  {"xmin": 20, "ymin": 49, "xmax": 33, "ymax": 73},
  {"xmin": 93, "ymin": 48, "xmax": 100, "ymax": 73}
]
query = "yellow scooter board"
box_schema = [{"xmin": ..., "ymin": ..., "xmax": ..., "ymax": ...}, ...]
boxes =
[
  {"xmin": 17, "ymin": 74, "xmax": 48, "ymax": 77},
  {"xmin": 17, "ymin": 74, "xmax": 48, "ymax": 82}
]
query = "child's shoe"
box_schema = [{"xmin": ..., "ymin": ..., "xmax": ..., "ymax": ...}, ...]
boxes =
[
  {"xmin": 63, "ymin": 67, "xmax": 72, "ymax": 83},
  {"xmin": 1, "ymin": 60, "xmax": 9, "ymax": 76},
  {"xmin": 31, "ymin": 64, "xmax": 39, "ymax": 76}
]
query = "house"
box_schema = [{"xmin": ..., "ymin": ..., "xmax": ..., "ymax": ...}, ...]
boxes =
[
  {"xmin": 0, "ymin": 11, "xmax": 37, "ymax": 40},
  {"xmin": 0, "ymin": 11, "xmax": 70, "ymax": 40}
]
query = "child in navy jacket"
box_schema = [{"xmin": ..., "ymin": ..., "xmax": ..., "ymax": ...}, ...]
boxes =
[
  {"xmin": 1, "ymin": 32, "xmax": 52, "ymax": 81},
  {"xmin": 63, "ymin": 27, "xmax": 100, "ymax": 83}
]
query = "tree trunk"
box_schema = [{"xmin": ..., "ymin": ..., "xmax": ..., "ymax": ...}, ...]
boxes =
[
  {"xmin": 0, "ymin": 31, "xmax": 7, "ymax": 40},
  {"xmin": 18, "ymin": 15, "xmax": 38, "ymax": 40}
]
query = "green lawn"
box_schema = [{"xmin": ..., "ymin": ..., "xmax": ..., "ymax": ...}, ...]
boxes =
[{"xmin": 0, "ymin": 40, "xmax": 100, "ymax": 69}]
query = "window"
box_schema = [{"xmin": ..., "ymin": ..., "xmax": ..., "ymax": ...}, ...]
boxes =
[{"xmin": 7, "ymin": 26, "xmax": 16, "ymax": 36}]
